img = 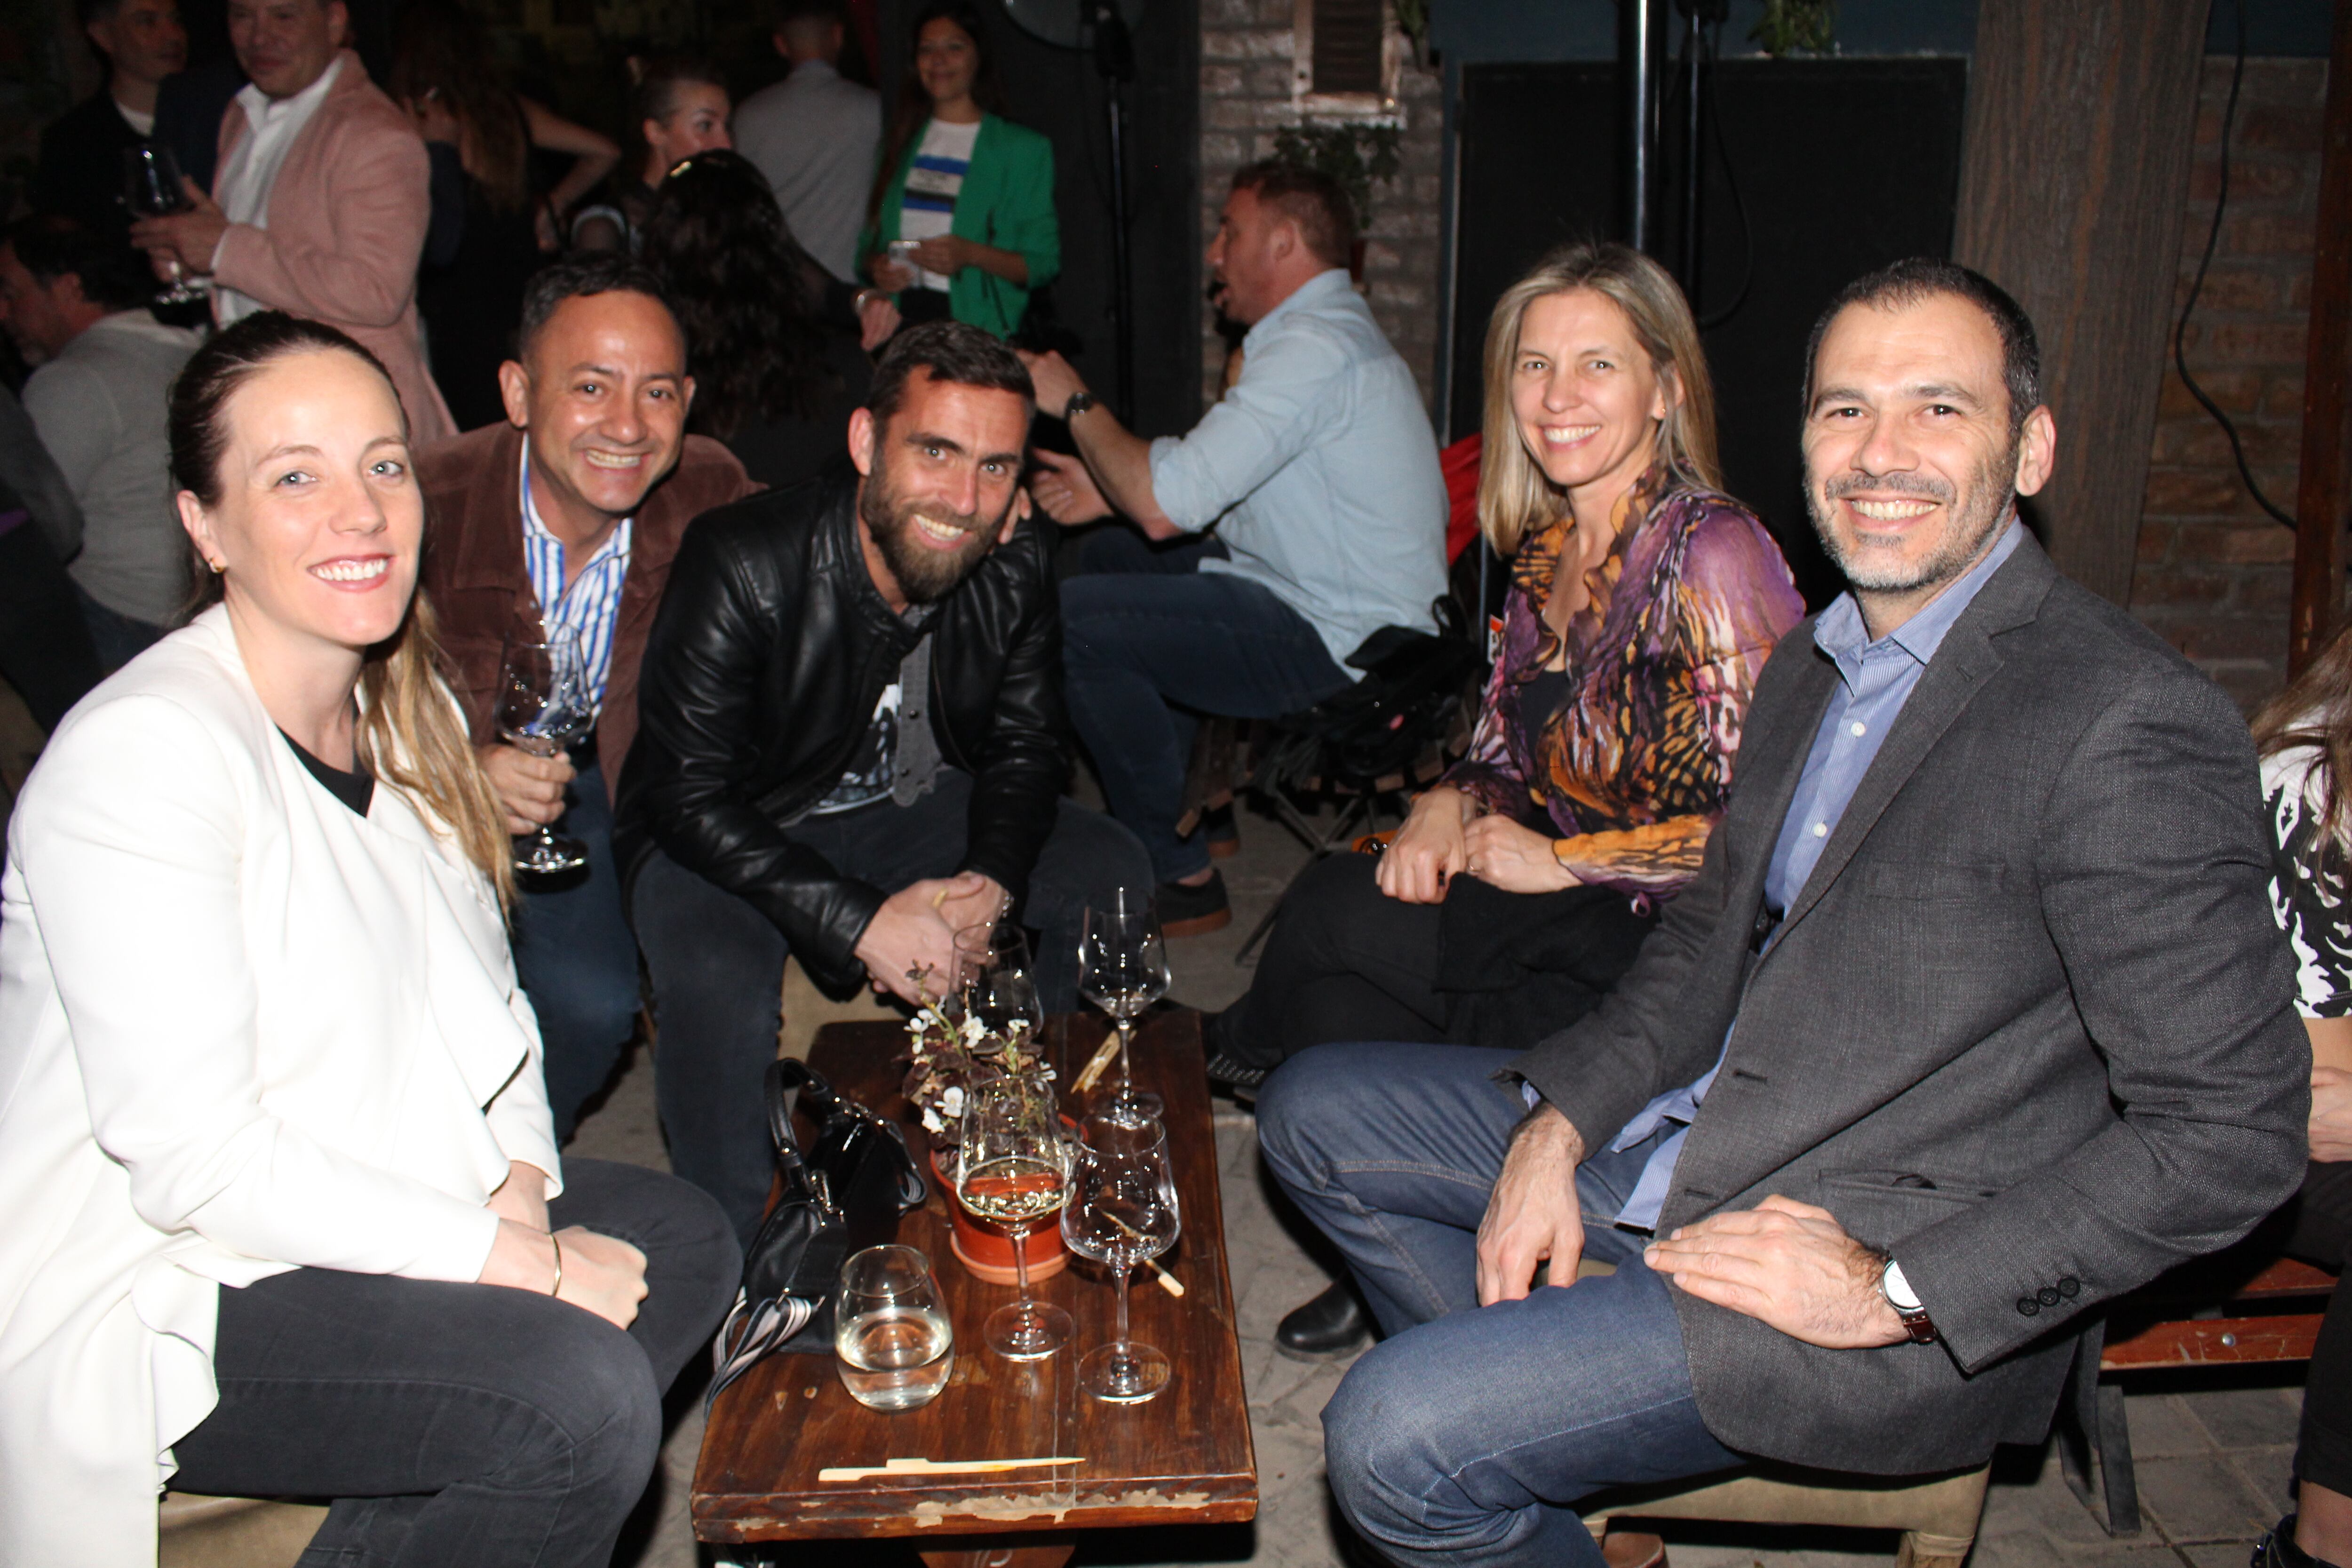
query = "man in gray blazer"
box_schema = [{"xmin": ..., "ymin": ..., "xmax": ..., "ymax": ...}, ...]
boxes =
[{"xmin": 1254, "ymin": 258, "xmax": 2310, "ymax": 1568}]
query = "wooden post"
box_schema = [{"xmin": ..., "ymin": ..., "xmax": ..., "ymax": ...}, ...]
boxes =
[
  {"xmin": 1954, "ymin": 0, "xmax": 2208, "ymax": 605},
  {"xmin": 2292, "ymin": 0, "xmax": 2352, "ymax": 674}
]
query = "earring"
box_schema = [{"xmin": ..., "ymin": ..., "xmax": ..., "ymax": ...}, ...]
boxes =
[{"xmin": 207, "ymin": 558, "xmax": 224, "ymax": 574}]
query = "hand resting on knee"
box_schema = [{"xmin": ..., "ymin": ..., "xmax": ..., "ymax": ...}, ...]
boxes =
[
  {"xmin": 476, "ymin": 1165, "xmax": 650, "ymax": 1329},
  {"xmin": 1476, "ymin": 1101, "xmax": 1588, "ymax": 1304}
]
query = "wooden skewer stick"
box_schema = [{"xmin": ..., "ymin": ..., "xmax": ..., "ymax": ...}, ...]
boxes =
[
  {"xmin": 1104, "ymin": 1211, "xmax": 1184, "ymax": 1297},
  {"xmin": 1071, "ymin": 1033, "xmax": 1121, "ymax": 1093},
  {"xmin": 818, "ymin": 1456, "xmax": 1085, "ymax": 1483}
]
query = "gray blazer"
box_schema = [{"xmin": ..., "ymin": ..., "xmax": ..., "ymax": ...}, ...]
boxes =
[{"xmin": 1512, "ymin": 532, "xmax": 2309, "ymax": 1475}]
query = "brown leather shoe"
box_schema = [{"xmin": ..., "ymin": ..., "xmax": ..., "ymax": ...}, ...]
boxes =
[
  {"xmin": 1599, "ymin": 1528, "xmax": 1666, "ymax": 1568},
  {"xmin": 1158, "ymin": 871, "xmax": 1232, "ymax": 936}
]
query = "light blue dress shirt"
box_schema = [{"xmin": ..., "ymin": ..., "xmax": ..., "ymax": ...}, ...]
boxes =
[
  {"xmin": 1147, "ymin": 268, "xmax": 1449, "ymax": 669},
  {"xmin": 1588, "ymin": 518, "xmax": 2026, "ymax": 1231},
  {"xmin": 521, "ymin": 448, "xmax": 632, "ymax": 715}
]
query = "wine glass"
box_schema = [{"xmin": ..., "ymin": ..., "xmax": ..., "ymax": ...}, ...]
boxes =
[
  {"xmin": 955, "ymin": 1075, "xmax": 1073, "ymax": 1360},
  {"xmin": 834, "ymin": 1245, "xmax": 954, "ymax": 1411},
  {"xmin": 1078, "ymin": 891, "xmax": 1170, "ymax": 1126},
  {"xmin": 1061, "ymin": 1112, "xmax": 1181, "ymax": 1404},
  {"xmin": 957, "ymin": 922, "xmax": 1044, "ymax": 1046},
  {"xmin": 493, "ymin": 626, "xmax": 594, "ymax": 875},
  {"xmin": 122, "ymin": 144, "xmax": 202, "ymax": 305}
]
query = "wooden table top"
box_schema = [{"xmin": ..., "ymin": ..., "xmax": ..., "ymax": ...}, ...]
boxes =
[{"xmin": 691, "ymin": 1009, "xmax": 1258, "ymax": 1546}]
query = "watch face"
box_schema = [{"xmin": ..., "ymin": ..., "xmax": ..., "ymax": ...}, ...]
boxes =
[{"xmin": 1883, "ymin": 1260, "xmax": 1923, "ymax": 1312}]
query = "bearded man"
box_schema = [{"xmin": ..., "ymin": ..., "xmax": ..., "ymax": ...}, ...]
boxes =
[
  {"xmin": 617, "ymin": 321, "xmax": 1151, "ymax": 1242},
  {"xmin": 1252, "ymin": 258, "xmax": 2308, "ymax": 1568}
]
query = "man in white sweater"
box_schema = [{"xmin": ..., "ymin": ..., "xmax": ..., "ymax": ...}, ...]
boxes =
[
  {"xmin": 0, "ymin": 215, "xmax": 199, "ymax": 666},
  {"xmin": 731, "ymin": 0, "xmax": 878, "ymax": 281}
]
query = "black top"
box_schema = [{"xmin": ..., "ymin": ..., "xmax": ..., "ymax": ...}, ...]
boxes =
[
  {"xmin": 718, "ymin": 333, "xmax": 874, "ymax": 492},
  {"xmin": 32, "ymin": 93, "xmax": 145, "ymax": 245},
  {"xmin": 279, "ymin": 729, "xmax": 374, "ymax": 818},
  {"xmin": 417, "ymin": 155, "xmax": 545, "ymax": 433}
]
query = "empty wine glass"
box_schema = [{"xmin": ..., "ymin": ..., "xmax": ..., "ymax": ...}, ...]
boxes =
[
  {"xmin": 957, "ymin": 922, "xmax": 1043, "ymax": 1047},
  {"xmin": 1078, "ymin": 891, "xmax": 1169, "ymax": 1126},
  {"xmin": 122, "ymin": 144, "xmax": 201, "ymax": 305},
  {"xmin": 1061, "ymin": 1112, "xmax": 1181, "ymax": 1403},
  {"xmin": 493, "ymin": 626, "xmax": 593, "ymax": 875},
  {"xmin": 956, "ymin": 1075, "xmax": 1073, "ymax": 1360}
]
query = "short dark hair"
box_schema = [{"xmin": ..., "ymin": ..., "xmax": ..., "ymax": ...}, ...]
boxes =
[
  {"xmin": 1231, "ymin": 160, "xmax": 1356, "ymax": 271},
  {"xmin": 7, "ymin": 214, "xmax": 154, "ymax": 312},
  {"xmin": 866, "ymin": 320, "xmax": 1034, "ymax": 430},
  {"xmin": 76, "ymin": 0, "xmax": 125, "ymax": 32},
  {"xmin": 775, "ymin": 0, "xmax": 842, "ymax": 25},
  {"xmin": 516, "ymin": 255, "xmax": 674, "ymax": 358},
  {"xmin": 633, "ymin": 55, "xmax": 727, "ymax": 130},
  {"xmin": 1803, "ymin": 257, "xmax": 2042, "ymax": 434}
]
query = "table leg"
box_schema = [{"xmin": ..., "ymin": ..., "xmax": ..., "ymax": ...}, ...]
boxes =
[{"xmin": 915, "ymin": 1541, "xmax": 1076, "ymax": 1568}]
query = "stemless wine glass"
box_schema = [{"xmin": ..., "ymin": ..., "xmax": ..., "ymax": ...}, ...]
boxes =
[
  {"xmin": 834, "ymin": 1245, "xmax": 954, "ymax": 1411},
  {"xmin": 1061, "ymin": 1112, "xmax": 1181, "ymax": 1404},
  {"xmin": 957, "ymin": 922, "xmax": 1044, "ymax": 1046},
  {"xmin": 955, "ymin": 1075, "xmax": 1073, "ymax": 1360},
  {"xmin": 493, "ymin": 626, "xmax": 594, "ymax": 875},
  {"xmin": 122, "ymin": 144, "xmax": 202, "ymax": 304},
  {"xmin": 1078, "ymin": 890, "xmax": 1170, "ymax": 1126}
]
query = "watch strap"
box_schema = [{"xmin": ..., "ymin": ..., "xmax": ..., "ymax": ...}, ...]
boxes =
[
  {"xmin": 1882, "ymin": 1258, "xmax": 1937, "ymax": 1344},
  {"xmin": 1063, "ymin": 390, "xmax": 1096, "ymax": 422}
]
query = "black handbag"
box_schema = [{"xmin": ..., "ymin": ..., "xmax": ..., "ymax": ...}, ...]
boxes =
[{"xmin": 707, "ymin": 1058, "xmax": 929, "ymax": 1405}]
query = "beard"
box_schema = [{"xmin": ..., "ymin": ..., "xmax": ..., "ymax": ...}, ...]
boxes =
[
  {"xmin": 1806, "ymin": 438, "xmax": 2018, "ymax": 597},
  {"xmin": 858, "ymin": 462, "xmax": 1007, "ymax": 605}
]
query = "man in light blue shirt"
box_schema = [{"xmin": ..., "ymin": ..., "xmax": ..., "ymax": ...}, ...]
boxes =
[{"xmin": 1023, "ymin": 161, "xmax": 1448, "ymax": 933}]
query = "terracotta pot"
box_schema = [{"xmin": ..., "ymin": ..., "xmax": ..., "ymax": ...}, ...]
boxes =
[{"xmin": 930, "ymin": 1146, "xmax": 1069, "ymax": 1286}]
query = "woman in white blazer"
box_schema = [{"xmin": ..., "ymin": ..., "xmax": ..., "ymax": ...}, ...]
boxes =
[{"xmin": 0, "ymin": 312, "xmax": 739, "ymax": 1566}]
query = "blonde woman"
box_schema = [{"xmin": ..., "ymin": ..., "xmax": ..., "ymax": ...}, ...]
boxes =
[
  {"xmin": 1216, "ymin": 244, "xmax": 1804, "ymax": 1357},
  {"xmin": 0, "ymin": 312, "xmax": 737, "ymax": 1566}
]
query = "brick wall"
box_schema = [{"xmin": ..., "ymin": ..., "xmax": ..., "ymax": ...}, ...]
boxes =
[
  {"xmin": 2132, "ymin": 57, "xmax": 2327, "ymax": 709},
  {"xmin": 1198, "ymin": 1, "xmax": 1445, "ymax": 411}
]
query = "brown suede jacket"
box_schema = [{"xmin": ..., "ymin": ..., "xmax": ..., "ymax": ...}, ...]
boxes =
[{"xmin": 416, "ymin": 422, "xmax": 755, "ymax": 801}]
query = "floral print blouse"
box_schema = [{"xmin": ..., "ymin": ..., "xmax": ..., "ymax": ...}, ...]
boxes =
[
  {"xmin": 1444, "ymin": 467, "xmax": 1804, "ymax": 900},
  {"xmin": 2266, "ymin": 740, "xmax": 2352, "ymax": 1019}
]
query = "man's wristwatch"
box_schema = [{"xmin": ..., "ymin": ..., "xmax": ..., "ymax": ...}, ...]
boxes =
[
  {"xmin": 1063, "ymin": 390, "xmax": 1096, "ymax": 422},
  {"xmin": 1881, "ymin": 1258, "xmax": 1938, "ymax": 1344}
]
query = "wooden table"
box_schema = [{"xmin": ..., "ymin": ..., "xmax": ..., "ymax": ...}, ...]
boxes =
[{"xmin": 692, "ymin": 1009, "xmax": 1257, "ymax": 1566}]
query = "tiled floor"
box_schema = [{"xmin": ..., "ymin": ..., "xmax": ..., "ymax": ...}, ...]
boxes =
[{"xmin": 573, "ymin": 796, "xmax": 2313, "ymax": 1568}]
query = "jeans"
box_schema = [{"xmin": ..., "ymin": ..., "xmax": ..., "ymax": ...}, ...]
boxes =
[
  {"xmin": 511, "ymin": 762, "xmax": 644, "ymax": 1143},
  {"xmin": 171, "ymin": 1159, "xmax": 742, "ymax": 1568},
  {"xmin": 1257, "ymin": 1043, "xmax": 1740, "ymax": 1568},
  {"xmin": 1062, "ymin": 527, "xmax": 1351, "ymax": 883},
  {"xmin": 74, "ymin": 581, "xmax": 167, "ymax": 670},
  {"xmin": 632, "ymin": 769, "xmax": 1152, "ymax": 1243}
]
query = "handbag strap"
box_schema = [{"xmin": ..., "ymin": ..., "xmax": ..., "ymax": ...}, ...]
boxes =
[{"xmin": 765, "ymin": 1057, "xmax": 928, "ymax": 1211}]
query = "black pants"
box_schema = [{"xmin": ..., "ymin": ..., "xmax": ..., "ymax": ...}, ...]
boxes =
[
  {"xmin": 172, "ymin": 1159, "xmax": 741, "ymax": 1568},
  {"xmin": 2291, "ymin": 1160, "xmax": 2352, "ymax": 1496},
  {"xmin": 1219, "ymin": 852, "xmax": 1658, "ymax": 1068},
  {"xmin": 0, "ymin": 523, "xmax": 101, "ymax": 732}
]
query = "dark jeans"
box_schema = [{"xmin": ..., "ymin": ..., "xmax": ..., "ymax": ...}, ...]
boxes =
[
  {"xmin": 2289, "ymin": 1160, "xmax": 2352, "ymax": 1495},
  {"xmin": 632, "ymin": 769, "xmax": 1152, "ymax": 1243},
  {"xmin": 1062, "ymin": 527, "xmax": 1351, "ymax": 883},
  {"xmin": 172, "ymin": 1159, "xmax": 741, "ymax": 1568},
  {"xmin": 1257, "ymin": 1043, "xmax": 1740, "ymax": 1568},
  {"xmin": 0, "ymin": 523, "xmax": 101, "ymax": 731},
  {"xmin": 511, "ymin": 762, "xmax": 644, "ymax": 1144},
  {"xmin": 74, "ymin": 581, "xmax": 167, "ymax": 671}
]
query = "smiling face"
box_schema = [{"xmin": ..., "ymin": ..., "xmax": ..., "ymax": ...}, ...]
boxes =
[
  {"xmin": 644, "ymin": 81, "xmax": 731, "ymax": 178},
  {"xmin": 848, "ymin": 368, "xmax": 1030, "ymax": 608},
  {"xmin": 1802, "ymin": 291, "xmax": 2054, "ymax": 626},
  {"xmin": 500, "ymin": 289, "xmax": 692, "ymax": 543},
  {"xmin": 915, "ymin": 17, "xmax": 980, "ymax": 111},
  {"xmin": 1205, "ymin": 185, "xmax": 1291, "ymax": 326},
  {"xmin": 177, "ymin": 347, "xmax": 419, "ymax": 654},
  {"xmin": 1509, "ymin": 287, "xmax": 1675, "ymax": 512},
  {"xmin": 227, "ymin": 0, "xmax": 342, "ymax": 99}
]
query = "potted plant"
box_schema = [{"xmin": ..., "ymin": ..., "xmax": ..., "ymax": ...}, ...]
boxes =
[{"xmin": 899, "ymin": 998, "xmax": 1071, "ymax": 1284}]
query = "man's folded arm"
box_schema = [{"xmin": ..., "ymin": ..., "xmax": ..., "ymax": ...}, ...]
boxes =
[
  {"xmin": 1894, "ymin": 667, "xmax": 2309, "ymax": 1371},
  {"xmin": 627, "ymin": 524, "xmax": 885, "ymax": 986}
]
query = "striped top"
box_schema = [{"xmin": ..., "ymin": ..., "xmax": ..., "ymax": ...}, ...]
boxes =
[{"xmin": 520, "ymin": 447, "xmax": 633, "ymax": 714}]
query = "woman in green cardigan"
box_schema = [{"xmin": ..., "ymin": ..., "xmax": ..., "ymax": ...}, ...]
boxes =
[{"xmin": 861, "ymin": 0, "xmax": 1059, "ymax": 341}]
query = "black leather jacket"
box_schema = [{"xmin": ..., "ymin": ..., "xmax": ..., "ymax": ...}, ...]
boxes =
[{"xmin": 614, "ymin": 470, "xmax": 1067, "ymax": 995}]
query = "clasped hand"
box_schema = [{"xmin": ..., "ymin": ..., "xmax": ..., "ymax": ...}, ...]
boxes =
[
  {"xmin": 853, "ymin": 870, "xmax": 1008, "ymax": 1004},
  {"xmin": 1378, "ymin": 787, "xmax": 1581, "ymax": 903}
]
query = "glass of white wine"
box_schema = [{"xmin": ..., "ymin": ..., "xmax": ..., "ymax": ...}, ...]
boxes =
[
  {"xmin": 1078, "ymin": 891, "xmax": 1169, "ymax": 1128},
  {"xmin": 834, "ymin": 1245, "xmax": 954, "ymax": 1411},
  {"xmin": 955, "ymin": 1076, "xmax": 1073, "ymax": 1360}
]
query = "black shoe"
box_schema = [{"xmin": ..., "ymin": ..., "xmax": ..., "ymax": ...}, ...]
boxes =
[
  {"xmin": 2258, "ymin": 1516, "xmax": 2349, "ymax": 1568},
  {"xmin": 1276, "ymin": 1281, "xmax": 1370, "ymax": 1360},
  {"xmin": 1159, "ymin": 870, "xmax": 1232, "ymax": 936}
]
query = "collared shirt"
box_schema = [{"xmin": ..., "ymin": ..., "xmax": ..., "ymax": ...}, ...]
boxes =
[
  {"xmin": 520, "ymin": 446, "xmax": 632, "ymax": 713},
  {"xmin": 212, "ymin": 55, "xmax": 343, "ymax": 324},
  {"xmin": 731, "ymin": 58, "xmax": 882, "ymax": 282},
  {"xmin": 1147, "ymin": 268, "xmax": 1448, "ymax": 668},
  {"xmin": 1589, "ymin": 517, "xmax": 2026, "ymax": 1231}
]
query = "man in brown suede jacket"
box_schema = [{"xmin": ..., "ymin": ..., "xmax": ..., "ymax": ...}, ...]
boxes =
[{"xmin": 420, "ymin": 255, "xmax": 752, "ymax": 1140}]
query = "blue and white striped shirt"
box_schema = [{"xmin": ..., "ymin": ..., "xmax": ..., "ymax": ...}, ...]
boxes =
[{"xmin": 520, "ymin": 448, "xmax": 633, "ymax": 715}]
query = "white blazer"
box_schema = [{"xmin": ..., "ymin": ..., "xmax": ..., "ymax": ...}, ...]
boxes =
[{"xmin": 0, "ymin": 606, "xmax": 560, "ymax": 1566}]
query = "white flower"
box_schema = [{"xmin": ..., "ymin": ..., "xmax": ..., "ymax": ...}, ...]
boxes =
[
  {"xmin": 959, "ymin": 1015, "xmax": 987, "ymax": 1048},
  {"xmin": 940, "ymin": 1085, "xmax": 965, "ymax": 1120},
  {"xmin": 921, "ymin": 1107, "xmax": 945, "ymax": 1136}
]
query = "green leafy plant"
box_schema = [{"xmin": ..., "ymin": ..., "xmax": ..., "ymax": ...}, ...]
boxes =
[
  {"xmin": 1271, "ymin": 122, "xmax": 1404, "ymax": 228},
  {"xmin": 1751, "ymin": 0, "xmax": 1836, "ymax": 56},
  {"xmin": 1392, "ymin": 0, "xmax": 1429, "ymax": 64}
]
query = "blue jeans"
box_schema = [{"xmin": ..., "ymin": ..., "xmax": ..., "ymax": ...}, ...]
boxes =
[
  {"xmin": 632, "ymin": 769, "xmax": 1152, "ymax": 1243},
  {"xmin": 510, "ymin": 762, "xmax": 644, "ymax": 1144},
  {"xmin": 1256, "ymin": 1043, "xmax": 1740, "ymax": 1568},
  {"xmin": 1062, "ymin": 528, "xmax": 1351, "ymax": 883}
]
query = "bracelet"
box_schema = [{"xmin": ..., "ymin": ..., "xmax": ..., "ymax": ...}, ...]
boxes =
[{"xmin": 548, "ymin": 1231, "xmax": 564, "ymax": 1297}]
